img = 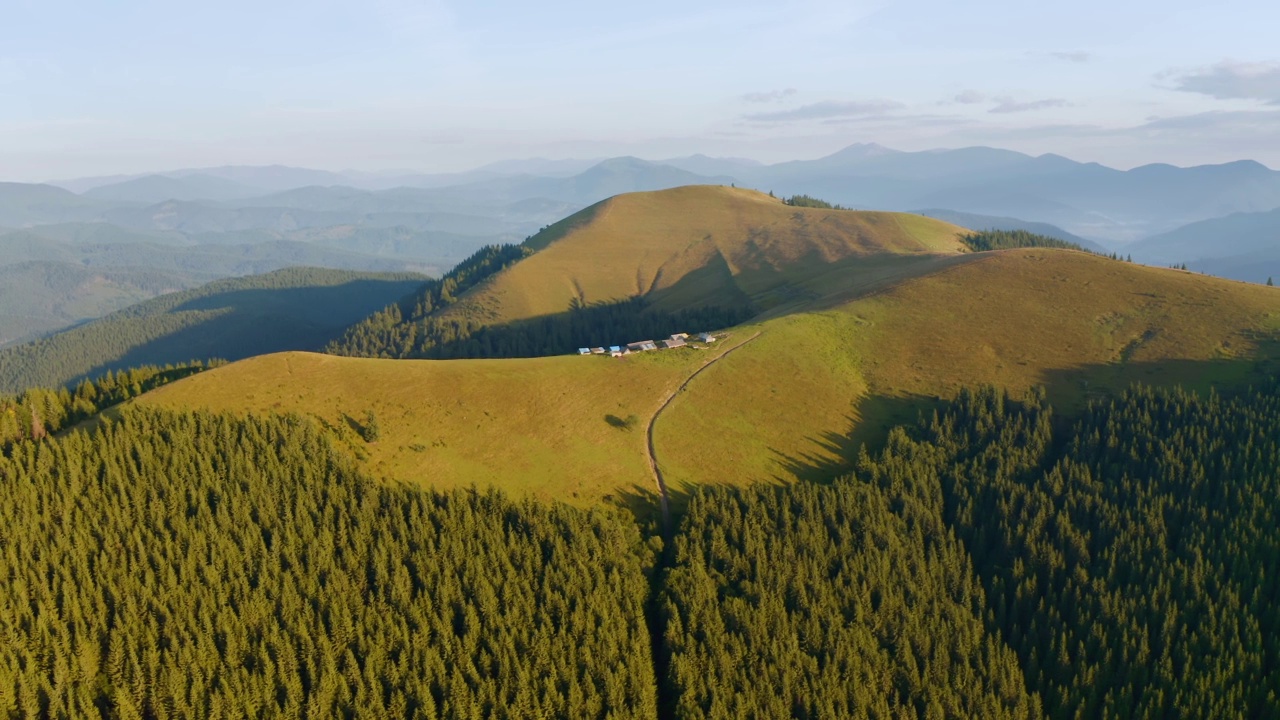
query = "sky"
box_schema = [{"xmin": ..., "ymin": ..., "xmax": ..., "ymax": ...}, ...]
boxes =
[{"xmin": 2, "ymin": 0, "xmax": 1279, "ymax": 180}]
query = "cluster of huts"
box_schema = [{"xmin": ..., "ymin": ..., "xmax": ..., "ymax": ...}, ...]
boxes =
[{"xmin": 579, "ymin": 332, "xmax": 716, "ymax": 357}]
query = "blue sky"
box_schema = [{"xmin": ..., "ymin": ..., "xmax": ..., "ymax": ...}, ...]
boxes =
[{"xmin": 2, "ymin": 0, "xmax": 1279, "ymax": 180}]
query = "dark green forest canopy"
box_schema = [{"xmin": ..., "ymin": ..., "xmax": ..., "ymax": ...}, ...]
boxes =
[
  {"xmin": 0, "ymin": 409, "xmax": 658, "ymax": 719},
  {"xmin": 661, "ymin": 384, "xmax": 1280, "ymax": 719},
  {"xmin": 782, "ymin": 194, "xmax": 849, "ymax": 210},
  {"xmin": 959, "ymin": 229, "xmax": 1089, "ymax": 253},
  {"xmin": 662, "ymin": 481, "xmax": 1041, "ymax": 719},
  {"xmin": 3, "ymin": 378, "xmax": 1279, "ymax": 718}
]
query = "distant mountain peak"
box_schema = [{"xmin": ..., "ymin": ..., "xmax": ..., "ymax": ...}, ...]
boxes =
[{"xmin": 829, "ymin": 142, "xmax": 899, "ymax": 159}]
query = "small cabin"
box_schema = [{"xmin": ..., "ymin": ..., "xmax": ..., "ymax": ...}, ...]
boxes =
[
  {"xmin": 698, "ymin": 332, "xmax": 716, "ymax": 343},
  {"xmin": 609, "ymin": 346, "xmax": 623, "ymax": 353},
  {"xmin": 671, "ymin": 333, "xmax": 689, "ymax": 341},
  {"xmin": 627, "ymin": 341, "xmax": 658, "ymax": 352},
  {"xmin": 662, "ymin": 337, "xmax": 686, "ymax": 349},
  {"xmin": 590, "ymin": 347, "xmax": 606, "ymax": 354},
  {"xmin": 578, "ymin": 348, "xmax": 591, "ymax": 355}
]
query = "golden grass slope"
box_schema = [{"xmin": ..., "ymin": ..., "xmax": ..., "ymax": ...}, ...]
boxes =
[
  {"xmin": 653, "ymin": 249, "xmax": 1280, "ymax": 496},
  {"xmin": 136, "ymin": 248, "xmax": 1280, "ymax": 514},
  {"xmin": 446, "ymin": 185, "xmax": 971, "ymax": 322},
  {"xmin": 135, "ymin": 339, "xmax": 747, "ymax": 510}
]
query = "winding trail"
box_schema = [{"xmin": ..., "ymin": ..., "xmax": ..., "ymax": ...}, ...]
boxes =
[{"xmin": 646, "ymin": 332, "xmax": 762, "ymax": 530}]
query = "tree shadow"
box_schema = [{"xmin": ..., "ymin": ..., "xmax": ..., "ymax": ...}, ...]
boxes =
[
  {"xmin": 10, "ymin": 275, "xmax": 426, "ymax": 391},
  {"xmin": 758, "ymin": 345, "xmax": 1280, "ymax": 492}
]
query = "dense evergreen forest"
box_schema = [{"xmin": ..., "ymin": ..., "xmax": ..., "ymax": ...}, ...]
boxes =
[
  {"xmin": 0, "ymin": 268, "xmax": 425, "ymax": 393},
  {"xmin": 662, "ymin": 385, "xmax": 1280, "ymax": 718},
  {"xmin": 2, "ymin": 377, "xmax": 1278, "ymax": 717},
  {"xmin": 662, "ymin": 481, "xmax": 1040, "ymax": 719},
  {"xmin": 0, "ymin": 409, "xmax": 657, "ymax": 719},
  {"xmin": 960, "ymin": 229, "xmax": 1090, "ymax": 253},
  {"xmin": 329, "ymin": 245, "xmax": 753, "ymax": 360}
]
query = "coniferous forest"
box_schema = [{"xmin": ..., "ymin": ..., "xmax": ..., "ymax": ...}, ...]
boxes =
[
  {"xmin": 2, "ymin": 382, "xmax": 1280, "ymax": 717},
  {"xmin": 327, "ymin": 243, "xmax": 753, "ymax": 361},
  {"xmin": 0, "ymin": 410, "xmax": 657, "ymax": 719}
]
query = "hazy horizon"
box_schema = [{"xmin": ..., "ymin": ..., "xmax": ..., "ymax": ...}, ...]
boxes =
[
  {"xmin": 23, "ymin": 142, "xmax": 1279, "ymax": 189},
  {"xmin": 3, "ymin": 0, "xmax": 1279, "ymax": 181}
]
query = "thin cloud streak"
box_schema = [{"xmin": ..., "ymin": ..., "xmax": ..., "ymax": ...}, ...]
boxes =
[
  {"xmin": 989, "ymin": 98, "xmax": 1070, "ymax": 114},
  {"xmin": 743, "ymin": 100, "xmax": 904, "ymax": 122},
  {"xmin": 742, "ymin": 88, "xmax": 798, "ymax": 103}
]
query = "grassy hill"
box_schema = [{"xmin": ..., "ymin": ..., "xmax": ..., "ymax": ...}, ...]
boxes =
[
  {"xmin": 0, "ymin": 268, "xmax": 426, "ymax": 393},
  {"xmin": 327, "ymin": 186, "xmax": 974, "ymax": 359},
  {"xmin": 654, "ymin": 250, "xmax": 1280, "ymax": 498},
  {"xmin": 137, "ymin": 249, "xmax": 1280, "ymax": 516},
  {"xmin": 132, "ymin": 187, "xmax": 1280, "ymax": 518},
  {"xmin": 457, "ymin": 185, "xmax": 968, "ymax": 321},
  {"xmin": 135, "ymin": 347, "xmax": 719, "ymax": 508}
]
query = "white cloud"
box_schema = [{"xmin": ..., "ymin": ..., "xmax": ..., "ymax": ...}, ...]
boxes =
[{"xmin": 1171, "ymin": 61, "xmax": 1280, "ymax": 104}]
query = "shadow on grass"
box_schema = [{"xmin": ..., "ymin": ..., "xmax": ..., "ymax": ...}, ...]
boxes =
[{"xmin": 663, "ymin": 346, "xmax": 1280, "ymax": 527}]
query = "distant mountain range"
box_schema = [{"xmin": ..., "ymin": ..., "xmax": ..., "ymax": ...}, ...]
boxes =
[
  {"xmin": 0, "ymin": 142, "xmax": 1271, "ymax": 335},
  {"xmin": 912, "ymin": 209, "xmax": 1108, "ymax": 254},
  {"xmin": 36, "ymin": 145, "xmax": 1280, "ymax": 243},
  {"xmin": 1124, "ymin": 208, "xmax": 1280, "ymax": 281}
]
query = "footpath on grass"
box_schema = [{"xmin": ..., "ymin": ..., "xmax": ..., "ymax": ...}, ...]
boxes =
[{"xmin": 645, "ymin": 331, "xmax": 762, "ymax": 530}]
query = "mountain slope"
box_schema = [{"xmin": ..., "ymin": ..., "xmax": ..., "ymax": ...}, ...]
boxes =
[
  {"xmin": 83, "ymin": 173, "xmax": 261, "ymax": 203},
  {"xmin": 0, "ymin": 268, "xmax": 426, "ymax": 392},
  {"xmin": 137, "ymin": 248, "xmax": 1280, "ymax": 511},
  {"xmin": 654, "ymin": 249, "xmax": 1280, "ymax": 493},
  {"xmin": 0, "ymin": 182, "xmax": 109, "ymax": 226},
  {"xmin": 1127, "ymin": 207, "xmax": 1280, "ymax": 282},
  {"xmin": 0, "ymin": 262, "xmax": 194, "ymax": 347},
  {"xmin": 383, "ymin": 186, "xmax": 965, "ymax": 330},
  {"xmin": 0, "ymin": 224, "xmax": 429, "ymax": 343},
  {"xmin": 137, "ymin": 194, "xmax": 1280, "ymax": 512}
]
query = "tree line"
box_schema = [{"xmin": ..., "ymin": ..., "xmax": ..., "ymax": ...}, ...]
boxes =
[
  {"xmin": 959, "ymin": 229, "xmax": 1091, "ymax": 254},
  {"xmin": 329, "ymin": 248, "xmax": 755, "ymax": 362},
  {"xmin": 3, "ymin": 381, "xmax": 1279, "ymax": 717},
  {"xmin": 326, "ymin": 244, "xmax": 532, "ymax": 359},
  {"xmin": 0, "ymin": 362, "xmax": 210, "ymax": 453}
]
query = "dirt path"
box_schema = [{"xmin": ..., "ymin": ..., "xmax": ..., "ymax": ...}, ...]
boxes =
[{"xmin": 646, "ymin": 332, "xmax": 762, "ymax": 530}]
